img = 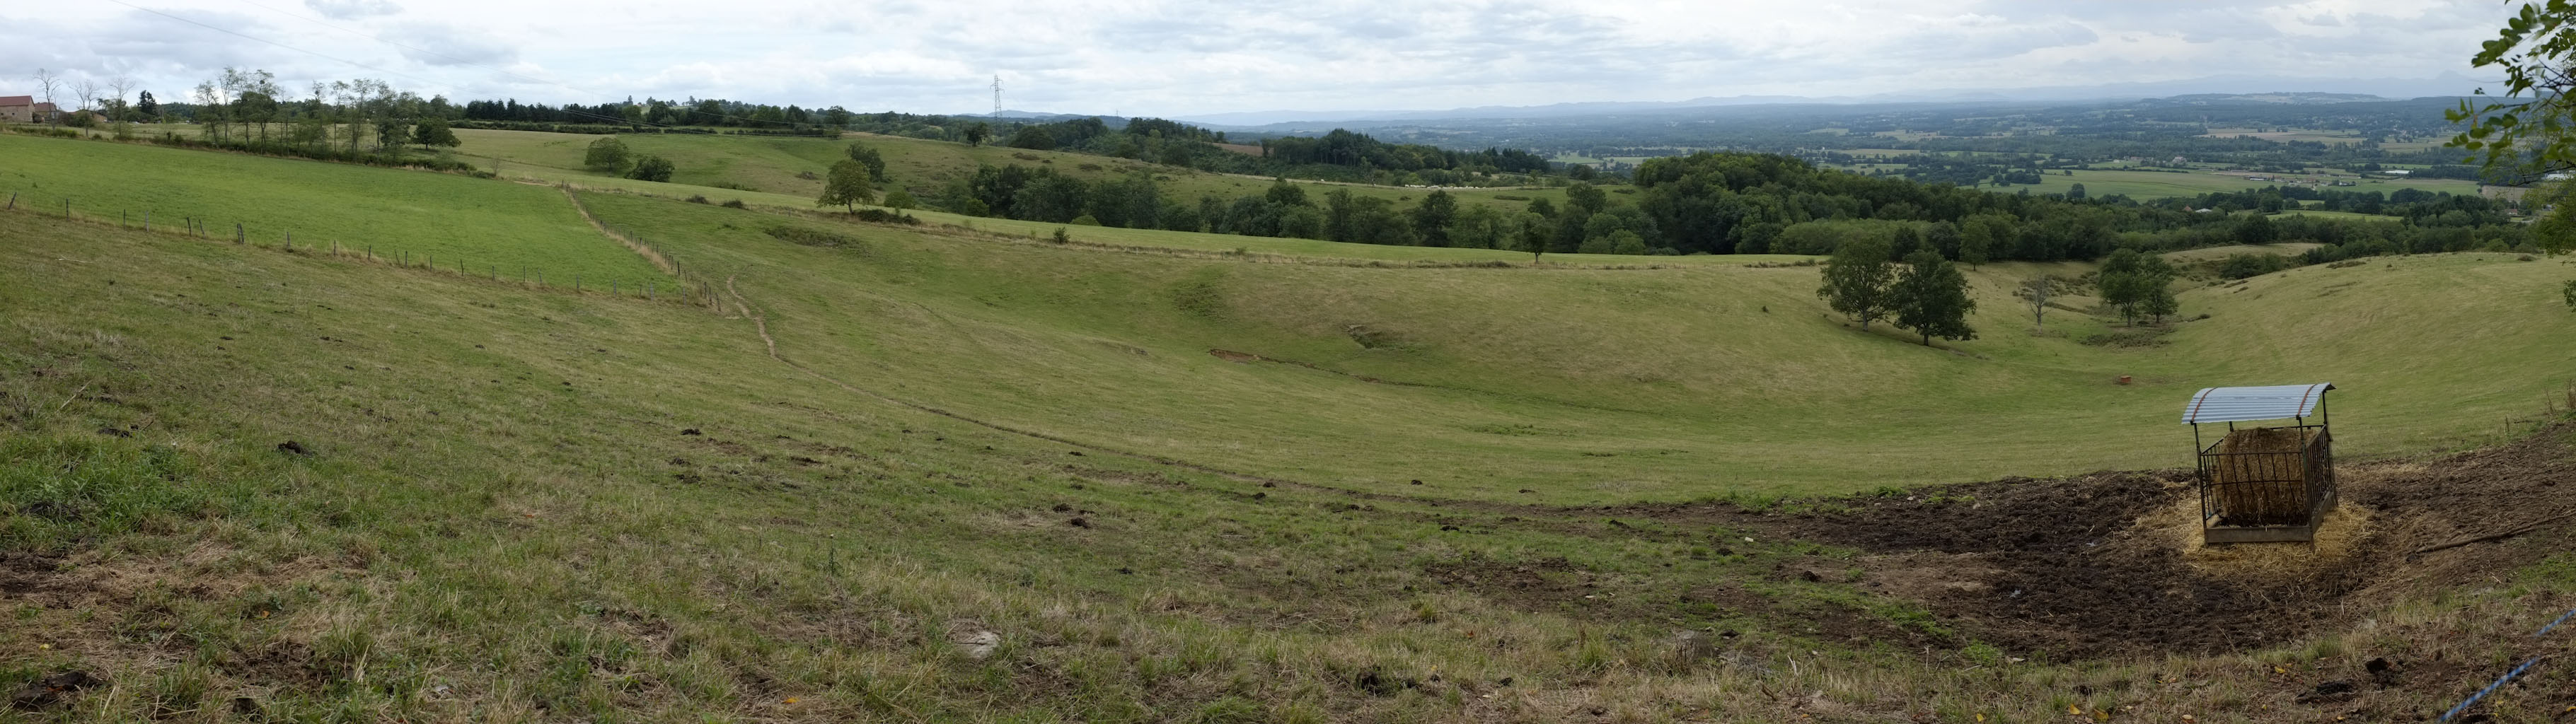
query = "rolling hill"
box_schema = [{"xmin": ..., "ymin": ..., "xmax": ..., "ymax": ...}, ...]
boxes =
[{"xmin": 5, "ymin": 129, "xmax": 2575, "ymax": 721}]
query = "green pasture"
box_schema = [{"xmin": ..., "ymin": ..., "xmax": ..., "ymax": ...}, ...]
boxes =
[
  {"xmin": 5, "ymin": 134, "xmax": 2576, "ymax": 722},
  {"xmin": 572, "ymin": 188, "xmax": 2576, "ymax": 503},
  {"xmin": 2011, "ymin": 168, "xmax": 2483, "ymax": 199},
  {"xmin": 2161, "ymin": 243, "xmax": 2326, "ymax": 262},
  {"xmin": 0, "ymin": 133, "xmax": 664, "ymax": 288},
  {"xmin": 451, "ymin": 128, "xmax": 1580, "ymax": 218},
  {"xmin": 2275, "ymin": 209, "xmax": 2407, "ymax": 223}
]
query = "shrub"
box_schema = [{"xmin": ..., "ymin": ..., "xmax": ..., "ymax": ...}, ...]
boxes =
[
  {"xmin": 721, "ymin": 199, "xmax": 747, "ymax": 209},
  {"xmin": 850, "ymin": 209, "xmax": 918, "ymax": 224},
  {"xmin": 625, "ymin": 156, "xmax": 675, "ymax": 182},
  {"xmin": 2077, "ymin": 327, "xmax": 2173, "ymax": 348},
  {"xmin": 685, "ymin": 195, "xmax": 710, "ymax": 204},
  {"xmin": 763, "ymin": 226, "xmax": 860, "ymax": 247},
  {"xmin": 2217, "ymin": 252, "xmax": 2290, "ymax": 279}
]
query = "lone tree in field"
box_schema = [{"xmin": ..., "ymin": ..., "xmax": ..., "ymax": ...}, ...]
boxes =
[
  {"xmin": 1892, "ymin": 250, "xmax": 1977, "ymax": 346},
  {"xmin": 1817, "ymin": 236, "xmax": 1897, "ymax": 331},
  {"xmin": 411, "ymin": 117, "xmax": 460, "ymax": 150},
  {"xmin": 625, "ymin": 155, "xmax": 674, "ymax": 182},
  {"xmin": 817, "ymin": 158, "xmax": 876, "ymax": 212},
  {"xmin": 584, "ymin": 136, "xmax": 631, "ymax": 172},
  {"xmin": 964, "ymin": 122, "xmax": 990, "ymax": 146},
  {"xmin": 2023, "ymin": 276, "xmax": 2052, "ymax": 328}
]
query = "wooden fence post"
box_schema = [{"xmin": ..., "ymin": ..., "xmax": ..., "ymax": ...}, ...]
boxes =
[
  {"xmin": 143, "ymin": 211, "xmax": 149, "ymax": 233},
  {"xmin": 5, "ymin": 192, "xmax": 15, "ymax": 210},
  {"xmin": 235, "ymin": 223, "xmax": 244, "ymax": 244}
]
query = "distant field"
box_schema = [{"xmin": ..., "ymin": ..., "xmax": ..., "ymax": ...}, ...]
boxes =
[
  {"xmin": 2161, "ymin": 243, "xmax": 2326, "ymax": 262},
  {"xmin": 452, "ymin": 128, "xmax": 1578, "ymax": 218},
  {"xmin": 2200, "ymin": 128, "xmax": 2370, "ymax": 144},
  {"xmin": 2011, "ymin": 168, "xmax": 2483, "ymax": 199},
  {"xmin": 2275, "ymin": 209, "xmax": 2407, "ymax": 223},
  {"xmin": 0, "ymin": 132, "xmax": 664, "ymax": 288}
]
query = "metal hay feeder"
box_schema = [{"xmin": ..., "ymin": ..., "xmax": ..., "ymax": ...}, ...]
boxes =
[{"xmin": 2182, "ymin": 383, "xmax": 2338, "ymax": 544}]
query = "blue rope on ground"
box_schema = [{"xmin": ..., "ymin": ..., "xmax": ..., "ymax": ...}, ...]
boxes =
[
  {"xmin": 2437, "ymin": 605, "xmax": 2576, "ymax": 722},
  {"xmin": 2536, "ymin": 607, "xmax": 2576, "ymax": 637}
]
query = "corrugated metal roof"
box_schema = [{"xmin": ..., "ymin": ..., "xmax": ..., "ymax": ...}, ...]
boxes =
[{"xmin": 2181, "ymin": 383, "xmax": 2334, "ymax": 424}]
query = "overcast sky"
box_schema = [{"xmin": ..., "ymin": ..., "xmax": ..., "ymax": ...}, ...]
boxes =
[{"xmin": 0, "ymin": 0, "xmax": 2522, "ymax": 119}]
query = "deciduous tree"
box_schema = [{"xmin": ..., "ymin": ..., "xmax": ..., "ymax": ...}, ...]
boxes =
[
  {"xmin": 31, "ymin": 68, "xmax": 62, "ymax": 125},
  {"xmin": 844, "ymin": 142, "xmax": 886, "ymax": 181},
  {"xmin": 2096, "ymin": 249, "xmax": 2178, "ymax": 325},
  {"xmin": 1411, "ymin": 189, "xmax": 1457, "ymax": 246},
  {"xmin": 1892, "ymin": 250, "xmax": 1977, "ymax": 346},
  {"xmin": 2236, "ymin": 213, "xmax": 2278, "ymax": 244},
  {"xmin": 1818, "ymin": 236, "xmax": 1897, "ymax": 331},
  {"xmin": 2023, "ymin": 277, "xmax": 2051, "ymax": 328},
  {"xmin": 817, "ymin": 158, "xmax": 875, "ymax": 212},
  {"xmin": 585, "ymin": 136, "xmax": 631, "ymax": 172},
  {"xmin": 2450, "ymin": 2, "xmax": 2576, "ymax": 176},
  {"xmin": 411, "ymin": 117, "xmax": 460, "ymax": 149},
  {"xmin": 1564, "ymin": 182, "xmax": 1606, "ymax": 215},
  {"xmin": 1007, "ymin": 126, "xmax": 1053, "ymax": 151}
]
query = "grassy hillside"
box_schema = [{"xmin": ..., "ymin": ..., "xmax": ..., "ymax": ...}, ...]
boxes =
[
  {"xmin": 570, "ymin": 189, "xmax": 2576, "ymax": 502},
  {"xmin": 11, "ymin": 203, "xmax": 2576, "ymax": 723},
  {"xmin": 0, "ymin": 134, "xmax": 666, "ymax": 289},
  {"xmin": 10, "ymin": 136, "xmax": 2576, "ymax": 721}
]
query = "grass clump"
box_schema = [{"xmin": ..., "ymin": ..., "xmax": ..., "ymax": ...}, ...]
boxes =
[{"xmin": 0, "ymin": 436, "xmax": 212, "ymax": 551}]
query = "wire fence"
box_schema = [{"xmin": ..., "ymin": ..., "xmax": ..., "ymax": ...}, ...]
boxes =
[{"xmin": 1, "ymin": 188, "xmax": 720, "ymax": 311}]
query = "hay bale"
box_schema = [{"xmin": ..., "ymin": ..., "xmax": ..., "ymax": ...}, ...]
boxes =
[
  {"xmin": 2139, "ymin": 496, "xmax": 2376, "ymax": 578},
  {"xmin": 2208, "ymin": 427, "xmax": 2325, "ymax": 527}
]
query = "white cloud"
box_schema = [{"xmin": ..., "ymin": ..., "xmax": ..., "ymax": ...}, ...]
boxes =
[
  {"xmin": 304, "ymin": 0, "xmax": 401, "ymax": 20},
  {"xmin": 0, "ymin": 0, "xmax": 2526, "ymax": 117}
]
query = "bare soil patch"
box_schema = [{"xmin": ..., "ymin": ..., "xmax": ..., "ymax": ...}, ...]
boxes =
[{"xmin": 1756, "ymin": 426, "xmax": 2576, "ymax": 658}]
